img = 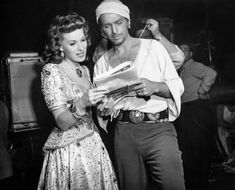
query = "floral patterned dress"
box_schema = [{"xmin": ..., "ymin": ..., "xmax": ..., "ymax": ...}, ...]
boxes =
[{"xmin": 37, "ymin": 62, "xmax": 118, "ymax": 190}]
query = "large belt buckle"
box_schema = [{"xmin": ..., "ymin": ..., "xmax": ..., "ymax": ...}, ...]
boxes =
[
  {"xmin": 129, "ymin": 110, "xmax": 145, "ymax": 123},
  {"xmin": 147, "ymin": 112, "xmax": 160, "ymax": 122}
]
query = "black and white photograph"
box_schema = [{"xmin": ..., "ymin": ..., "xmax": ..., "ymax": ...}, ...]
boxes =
[{"xmin": 0, "ymin": 0, "xmax": 235, "ymax": 189}]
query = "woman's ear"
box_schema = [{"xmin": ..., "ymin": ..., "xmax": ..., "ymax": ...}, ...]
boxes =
[
  {"xmin": 59, "ymin": 46, "xmax": 63, "ymax": 52},
  {"xmin": 59, "ymin": 46, "xmax": 64, "ymax": 57}
]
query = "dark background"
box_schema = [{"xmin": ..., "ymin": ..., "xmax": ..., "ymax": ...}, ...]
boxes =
[{"xmin": 1, "ymin": 0, "xmax": 235, "ymax": 83}]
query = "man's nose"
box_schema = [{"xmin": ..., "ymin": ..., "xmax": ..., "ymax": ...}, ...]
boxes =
[{"xmin": 111, "ymin": 25, "xmax": 117, "ymax": 34}]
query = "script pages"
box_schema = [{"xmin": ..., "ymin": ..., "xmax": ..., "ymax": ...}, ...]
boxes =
[{"xmin": 93, "ymin": 61, "xmax": 140, "ymax": 103}]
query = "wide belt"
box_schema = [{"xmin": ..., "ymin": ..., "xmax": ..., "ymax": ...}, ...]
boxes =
[{"xmin": 117, "ymin": 109, "xmax": 168, "ymax": 124}]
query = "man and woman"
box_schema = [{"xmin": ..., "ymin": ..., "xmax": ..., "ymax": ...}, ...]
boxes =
[{"xmin": 39, "ymin": 0, "xmax": 186, "ymax": 189}]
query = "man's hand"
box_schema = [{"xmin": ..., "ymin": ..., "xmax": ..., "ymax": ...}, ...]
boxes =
[
  {"xmin": 134, "ymin": 78, "xmax": 158, "ymax": 97},
  {"xmin": 198, "ymin": 90, "xmax": 210, "ymax": 99},
  {"xmin": 146, "ymin": 19, "xmax": 161, "ymax": 38}
]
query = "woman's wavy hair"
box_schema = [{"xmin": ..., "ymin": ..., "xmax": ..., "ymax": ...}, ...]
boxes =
[{"xmin": 43, "ymin": 12, "xmax": 91, "ymax": 64}]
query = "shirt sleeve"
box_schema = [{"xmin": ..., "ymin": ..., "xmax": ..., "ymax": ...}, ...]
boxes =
[
  {"xmin": 93, "ymin": 62, "xmax": 99, "ymax": 79},
  {"xmin": 152, "ymin": 40, "xmax": 184, "ymax": 121},
  {"xmin": 168, "ymin": 45, "xmax": 185, "ymax": 70},
  {"xmin": 41, "ymin": 64, "xmax": 67, "ymax": 111}
]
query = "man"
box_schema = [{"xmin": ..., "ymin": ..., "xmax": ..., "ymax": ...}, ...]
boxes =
[
  {"xmin": 177, "ymin": 43, "xmax": 217, "ymax": 190},
  {"xmin": 179, "ymin": 44, "xmax": 217, "ymax": 103},
  {"xmin": 94, "ymin": 0, "xmax": 185, "ymax": 189},
  {"xmin": 93, "ymin": 19, "xmax": 185, "ymax": 70}
]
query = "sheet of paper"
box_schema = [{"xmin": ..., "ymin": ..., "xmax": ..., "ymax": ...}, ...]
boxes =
[{"xmin": 94, "ymin": 61, "xmax": 140, "ymax": 101}]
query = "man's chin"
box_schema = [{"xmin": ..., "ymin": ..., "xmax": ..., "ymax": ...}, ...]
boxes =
[{"xmin": 111, "ymin": 39, "xmax": 122, "ymax": 46}]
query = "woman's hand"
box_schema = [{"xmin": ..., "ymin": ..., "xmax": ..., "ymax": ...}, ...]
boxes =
[
  {"xmin": 88, "ymin": 87, "xmax": 109, "ymax": 106},
  {"xmin": 76, "ymin": 87, "xmax": 109, "ymax": 110}
]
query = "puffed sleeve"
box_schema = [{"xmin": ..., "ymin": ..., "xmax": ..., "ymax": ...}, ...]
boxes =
[{"xmin": 41, "ymin": 64, "xmax": 67, "ymax": 111}]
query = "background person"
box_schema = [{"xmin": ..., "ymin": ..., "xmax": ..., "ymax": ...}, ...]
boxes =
[{"xmin": 176, "ymin": 43, "xmax": 217, "ymax": 190}]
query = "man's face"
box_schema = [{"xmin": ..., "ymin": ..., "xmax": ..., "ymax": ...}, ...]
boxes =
[
  {"xmin": 179, "ymin": 44, "xmax": 192, "ymax": 62},
  {"xmin": 99, "ymin": 13, "xmax": 129, "ymax": 46}
]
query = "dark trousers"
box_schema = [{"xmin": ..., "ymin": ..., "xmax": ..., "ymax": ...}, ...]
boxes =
[
  {"xmin": 114, "ymin": 121, "xmax": 185, "ymax": 190},
  {"xmin": 175, "ymin": 99, "xmax": 217, "ymax": 190}
]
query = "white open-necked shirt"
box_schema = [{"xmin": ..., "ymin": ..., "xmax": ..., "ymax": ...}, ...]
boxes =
[{"xmin": 94, "ymin": 38, "xmax": 184, "ymax": 129}]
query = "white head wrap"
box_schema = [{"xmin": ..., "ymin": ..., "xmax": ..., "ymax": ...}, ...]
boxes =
[{"xmin": 96, "ymin": 0, "xmax": 130, "ymax": 24}]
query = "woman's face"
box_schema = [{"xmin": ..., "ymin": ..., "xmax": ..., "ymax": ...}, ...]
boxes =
[{"xmin": 59, "ymin": 28, "xmax": 87, "ymax": 63}]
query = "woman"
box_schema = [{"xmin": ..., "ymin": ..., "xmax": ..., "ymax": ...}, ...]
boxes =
[{"xmin": 37, "ymin": 12, "xmax": 118, "ymax": 190}]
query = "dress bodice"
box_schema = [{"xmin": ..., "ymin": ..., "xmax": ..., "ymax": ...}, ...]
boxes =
[{"xmin": 41, "ymin": 63, "xmax": 95, "ymax": 150}]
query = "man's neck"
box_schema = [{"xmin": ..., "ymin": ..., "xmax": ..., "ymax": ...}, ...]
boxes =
[{"xmin": 112, "ymin": 36, "xmax": 137, "ymax": 54}]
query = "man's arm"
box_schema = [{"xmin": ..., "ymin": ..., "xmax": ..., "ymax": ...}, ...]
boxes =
[
  {"xmin": 191, "ymin": 62, "xmax": 217, "ymax": 96},
  {"xmin": 134, "ymin": 78, "xmax": 172, "ymax": 98},
  {"xmin": 146, "ymin": 19, "xmax": 185, "ymax": 70},
  {"xmin": 135, "ymin": 40, "xmax": 184, "ymax": 100}
]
